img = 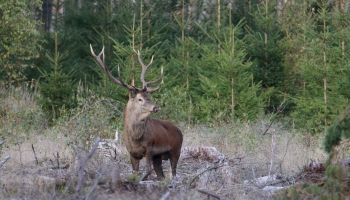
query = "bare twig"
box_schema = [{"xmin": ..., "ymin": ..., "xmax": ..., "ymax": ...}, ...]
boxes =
[
  {"xmin": 188, "ymin": 164, "xmax": 224, "ymax": 189},
  {"xmin": 197, "ymin": 189, "xmax": 221, "ymax": 199},
  {"xmin": 268, "ymin": 130, "xmax": 276, "ymax": 176},
  {"xmin": 51, "ymin": 164, "xmax": 70, "ymax": 170},
  {"xmin": 0, "ymin": 156, "xmax": 10, "ymax": 167},
  {"xmin": 262, "ymin": 100, "xmax": 286, "ymax": 135},
  {"xmin": 68, "ymin": 99, "xmax": 122, "ymax": 125},
  {"xmin": 56, "ymin": 152, "xmax": 60, "ymax": 167},
  {"xmin": 159, "ymin": 191, "xmax": 170, "ymax": 200},
  {"xmin": 74, "ymin": 137, "xmax": 101, "ymax": 199},
  {"xmin": 31, "ymin": 144, "xmax": 38, "ymax": 165},
  {"xmin": 0, "ymin": 141, "xmax": 10, "ymax": 167},
  {"xmin": 85, "ymin": 173, "xmax": 101, "ymax": 200},
  {"xmin": 141, "ymin": 170, "xmax": 153, "ymax": 181}
]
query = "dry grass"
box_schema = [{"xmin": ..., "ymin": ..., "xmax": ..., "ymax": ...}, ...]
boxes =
[{"xmin": 0, "ymin": 87, "xmax": 328, "ymax": 199}]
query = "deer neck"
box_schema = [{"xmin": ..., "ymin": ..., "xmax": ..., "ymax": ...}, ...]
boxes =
[{"xmin": 124, "ymin": 102, "xmax": 150, "ymax": 140}]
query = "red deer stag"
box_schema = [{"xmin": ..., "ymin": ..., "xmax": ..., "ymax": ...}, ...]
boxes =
[{"xmin": 90, "ymin": 45, "xmax": 183, "ymax": 180}]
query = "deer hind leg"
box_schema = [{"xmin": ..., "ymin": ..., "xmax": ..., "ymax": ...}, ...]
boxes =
[
  {"xmin": 152, "ymin": 154, "xmax": 165, "ymax": 180},
  {"xmin": 170, "ymin": 151, "xmax": 181, "ymax": 178}
]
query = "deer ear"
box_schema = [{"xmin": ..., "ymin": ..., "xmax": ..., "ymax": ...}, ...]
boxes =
[{"xmin": 130, "ymin": 90, "xmax": 137, "ymax": 98}]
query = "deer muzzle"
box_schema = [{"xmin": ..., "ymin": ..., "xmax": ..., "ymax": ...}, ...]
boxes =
[{"xmin": 153, "ymin": 106, "xmax": 159, "ymax": 113}]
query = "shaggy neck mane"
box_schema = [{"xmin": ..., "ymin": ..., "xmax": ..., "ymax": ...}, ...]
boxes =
[{"xmin": 124, "ymin": 107, "xmax": 150, "ymax": 140}]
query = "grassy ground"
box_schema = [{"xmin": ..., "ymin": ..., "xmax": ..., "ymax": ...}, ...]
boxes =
[{"xmin": 0, "ymin": 87, "xmax": 328, "ymax": 199}]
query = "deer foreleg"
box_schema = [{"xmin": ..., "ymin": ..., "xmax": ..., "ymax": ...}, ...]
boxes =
[
  {"xmin": 130, "ymin": 156, "xmax": 140, "ymax": 173},
  {"xmin": 142, "ymin": 151, "xmax": 153, "ymax": 180}
]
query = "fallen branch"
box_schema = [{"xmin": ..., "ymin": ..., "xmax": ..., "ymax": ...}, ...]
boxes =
[
  {"xmin": 262, "ymin": 100, "xmax": 286, "ymax": 135},
  {"xmin": 51, "ymin": 164, "xmax": 70, "ymax": 170},
  {"xmin": 159, "ymin": 191, "xmax": 170, "ymax": 200},
  {"xmin": 0, "ymin": 156, "xmax": 10, "ymax": 167},
  {"xmin": 141, "ymin": 170, "xmax": 153, "ymax": 181},
  {"xmin": 197, "ymin": 189, "xmax": 221, "ymax": 199},
  {"xmin": 74, "ymin": 137, "xmax": 101, "ymax": 199},
  {"xmin": 188, "ymin": 164, "xmax": 224, "ymax": 189},
  {"xmin": 31, "ymin": 144, "xmax": 38, "ymax": 165}
]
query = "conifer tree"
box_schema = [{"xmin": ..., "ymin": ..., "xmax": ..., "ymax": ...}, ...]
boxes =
[
  {"xmin": 197, "ymin": 15, "xmax": 267, "ymax": 122},
  {"xmin": 244, "ymin": 0, "xmax": 286, "ymax": 113},
  {"xmin": 291, "ymin": 0, "xmax": 348, "ymax": 133},
  {"xmin": 36, "ymin": 0, "xmax": 76, "ymax": 123}
]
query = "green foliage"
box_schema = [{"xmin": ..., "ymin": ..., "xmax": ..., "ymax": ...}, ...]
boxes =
[
  {"xmin": 4, "ymin": 0, "xmax": 350, "ymax": 132},
  {"xmin": 274, "ymin": 165, "xmax": 350, "ymax": 199},
  {"xmin": 290, "ymin": 1, "xmax": 350, "ymax": 134},
  {"xmin": 244, "ymin": 1, "xmax": 286, "ymax": 113},
  {"xmin": 0, "ymin": 0, "xmax": 42, "ymax": 87},
  {"xmin": 0, "ymin": 86, "xmax": 47, "ymax": 144},
  {"xmin": 196, "ymin": 20, "xmax": 267, "ymax": 122},
  {"xmin": 324, "ymin": 106, "xmax": 350, "ymax": 153},
  {"xmin": 36, "ymin": 67, "xmax": 76, "ymax": 123},
  {"xmin": 36, "ymin": 30, "xmax": 77, "ymax": 123},
  {"xmin": 56, "ymin": 92, "xmax": 121, "ymax": 150}
]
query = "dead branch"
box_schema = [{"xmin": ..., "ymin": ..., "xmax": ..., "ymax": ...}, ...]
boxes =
[
  {"xmin": 85, "ymin": 173, "xmax": 102, "ymax": 200},
  {"xmin": 74, "ymin": 137, "xmax": 101, "ymax": 199},
  {"xmin": 31, "ymin": 144, "xmax": 38, "ymax": 165},
  {"xmin": 262, "ymin": 100, "xmax": 286, "ymax": 135},
  {"xmin": 68, "ymin": 99, "xmax": 122, "ymax": 126},
  {"xmin": 188, "ymin": 164, "xmax": 224, "ymax": 189},
  {"xmin": 141, "ymin": 170, "xmax": 153, "ymax": 181},
  {"xmin": 56, "ymin": 152, "xmax": 60, "ymax": 167},
  {"xmin": 51, "ymin": 164, "xmax": 70, "ymax": 170},
  {"xmin": 197, "ymin": 189, "xmax": 221, "ymax": 199},
  {"xmin": 0, "ymin": 156, "xmax": 10, "ymax": 167},
  {"xmin": 159, "ymin": 191, "xmax": 170, "ymax": 200}
]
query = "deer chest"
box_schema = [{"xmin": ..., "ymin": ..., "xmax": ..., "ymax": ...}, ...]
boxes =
[{"xmin": 128, "ymin": 144, "xmax": 146, "ymax": 159}]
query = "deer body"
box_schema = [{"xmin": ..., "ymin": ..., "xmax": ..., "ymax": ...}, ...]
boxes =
[{"xmin": 90, "ymin": 45, "xmax": 183, "ymax": 180}]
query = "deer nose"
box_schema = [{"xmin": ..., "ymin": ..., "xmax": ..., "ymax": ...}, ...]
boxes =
[{"xmin": 153, "ymin": 106, "xmax": 159, "ymax": 113}]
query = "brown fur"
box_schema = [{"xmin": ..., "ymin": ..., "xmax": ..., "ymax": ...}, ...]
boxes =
[{"xmin": 124, "ymin": 92, "xmax": 183, "ymax": 180}]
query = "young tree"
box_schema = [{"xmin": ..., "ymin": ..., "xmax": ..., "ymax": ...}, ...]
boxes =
[
  {"xmin": 197, "ymin": 14, "xmax": 268, "ymax": 122},
  {"xmin": 244, "ymin": 0, "xmax": 286, "ymax": 113},
  {"xmin": 291, "ymin": 0, "xmax": 349, "ymax": 133},
  {"xmin": 0, "ymin": 0, "xmax": 42, "ymax": 88},
  {"xmin": 36, "ymin": 0, "xmax": 77, "ymax": 123}
]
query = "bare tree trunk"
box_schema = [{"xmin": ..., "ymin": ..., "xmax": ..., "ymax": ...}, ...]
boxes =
[
  {"xmin": 341, "ymin": 0, "xmax": 345, "ymax": 60},
  {"xmin": 217, "ymin": 0, "xmax": 221, "ymax": 53},
  {"xmin": 132, "ymin": 14, "xmax": 136, "ymax": 86},
  {"xmin": 139, "ymin": 0, "xmax": 143, "ymax": 50},
  {"xmin": 322, "ymin": 5, "xmax": 328, "ymax": 129}
]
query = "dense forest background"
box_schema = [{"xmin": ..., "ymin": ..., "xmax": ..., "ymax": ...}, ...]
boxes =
[{"xmin": 1, "ymin": 0, "xmax": 350, "ymax": 134}]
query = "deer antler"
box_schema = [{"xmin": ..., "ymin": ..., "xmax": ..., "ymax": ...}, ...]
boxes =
[
  {"xmin": 134, "ymin": 49, "xmax": 163, "ymax": 93},
  {"xmin": 90, "ymin": 45, "xmax": 135, "ymax": 91}
]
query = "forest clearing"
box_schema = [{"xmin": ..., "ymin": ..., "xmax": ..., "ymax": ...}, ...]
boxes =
[{"xmin": 2, "ymin": 0, "xmax": 350, "ymax": 199}]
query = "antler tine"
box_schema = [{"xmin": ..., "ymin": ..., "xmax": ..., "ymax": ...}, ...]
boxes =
[
  {"xmin": 90, "ymin": 44, "xmax": 134, "ymax": 90},
  {"xmin": 134, "ymin": 49, "xmax": 162, "ymax": 92},
  {"xmin": 146, "ymin": 66, "xmax": 164, "ymax": 93}
]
